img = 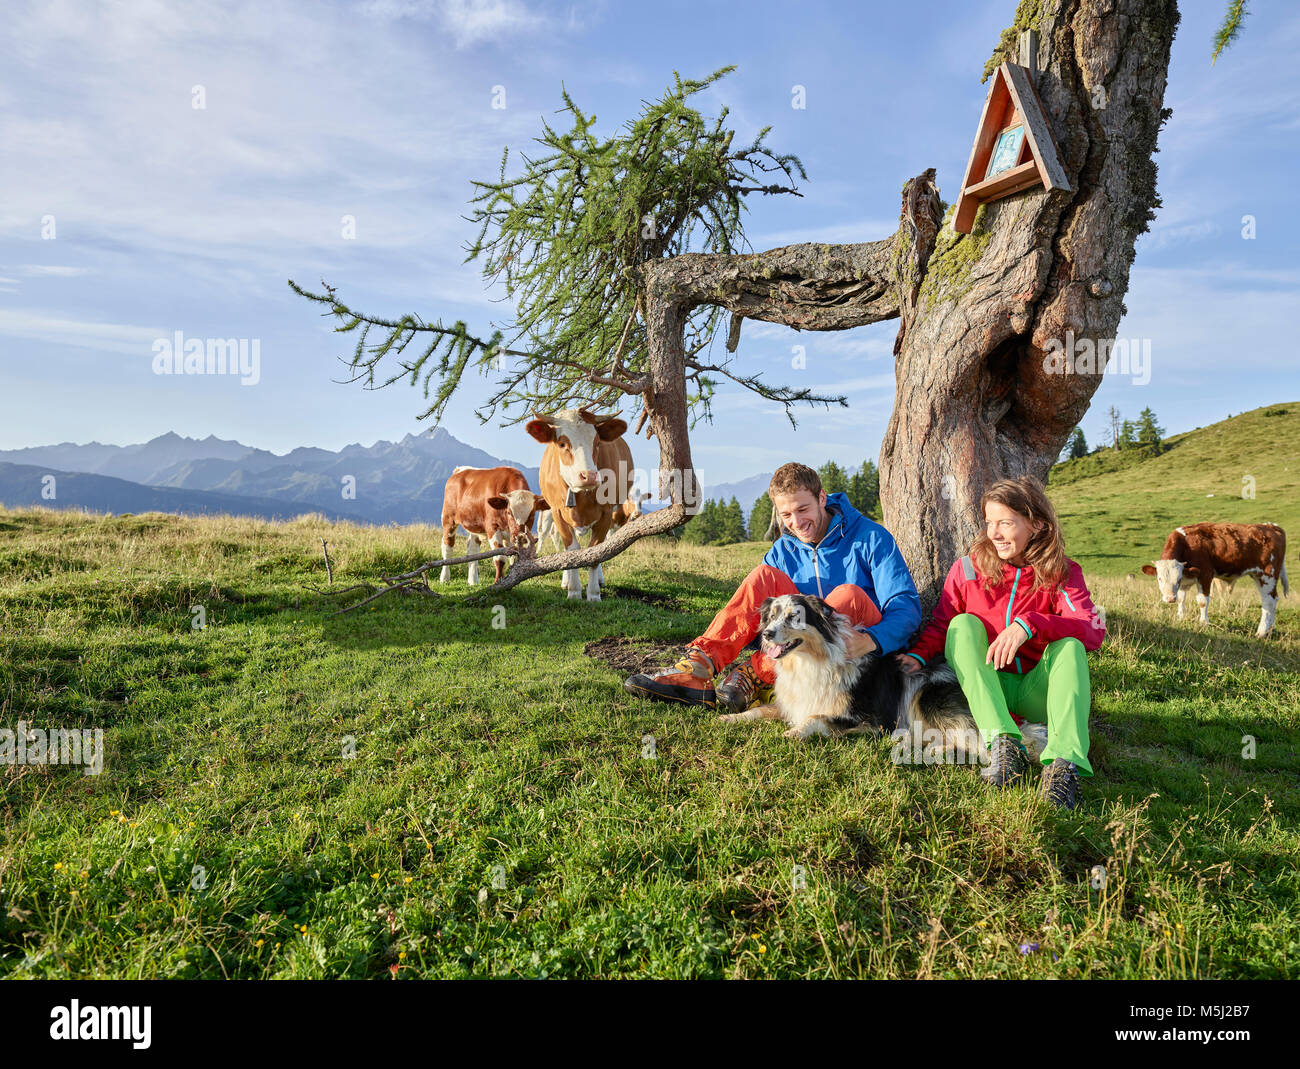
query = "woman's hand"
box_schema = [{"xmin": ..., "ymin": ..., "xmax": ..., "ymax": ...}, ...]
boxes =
[
  {"xmin": 986, "ymin": 623, "xmax": 1030, "ymax": 670},
  {"xmin": 895, "ymin": 653, "xmax": 921, "ymax": 674},
  {"xmin": 843, "ymin": 629, "xmax": 878, "ymax": 660}
]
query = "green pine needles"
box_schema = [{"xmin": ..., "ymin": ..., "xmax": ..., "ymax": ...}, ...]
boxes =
[
  {"xmin": 1211, "ymin": 1, "xmax": 1247, "ymax": 65},
  {"xmin": 289, "ymin": 67, "xmax": 805, "ymax": 428}
]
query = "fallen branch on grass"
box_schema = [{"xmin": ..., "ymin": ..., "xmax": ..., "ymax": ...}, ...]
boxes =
[{"xmin": 302, "ymin": 543, "xmax": 534, "ymax": 615}]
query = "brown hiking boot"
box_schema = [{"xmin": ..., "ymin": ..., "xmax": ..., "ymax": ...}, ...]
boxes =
[
  {"xmin": 716, "ymin": 660, "xmax": 762, "ymax": 714},
  {"xmin": 624, "ymin": 647, "xmax": 717, "ymax": 707}
]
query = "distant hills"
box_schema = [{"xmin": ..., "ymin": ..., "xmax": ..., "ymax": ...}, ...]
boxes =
[
  {"xmin": 0, "ymin": 428, "xmax": 787, "ymax": 526},
  {"xmin": 0, "ymin": 428, "xmax": 541, "ymax": 525}
]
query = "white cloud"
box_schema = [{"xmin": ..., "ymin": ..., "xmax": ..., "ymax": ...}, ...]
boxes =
[
  {"xmin": 0, "ymin": 309, "xmax": 166, "ymax": 355},
  {"xmin": 18, "ymin": 265, "xmax": 91, "ymax": 277}
]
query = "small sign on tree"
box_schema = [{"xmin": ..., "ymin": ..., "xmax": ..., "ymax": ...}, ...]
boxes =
[{"xmin": 952, "ymin": 34, "xmax": 1071, "ymax": 234}]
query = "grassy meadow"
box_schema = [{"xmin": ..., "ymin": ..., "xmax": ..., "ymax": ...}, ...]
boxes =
[{"xmin": 1, "ymin": 405, "xmax": 1297, "ymax": 978}]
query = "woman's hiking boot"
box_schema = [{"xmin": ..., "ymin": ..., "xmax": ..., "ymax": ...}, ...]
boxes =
[
  {"xmin": 986, "ymin": 733, "xmax": 1030, "ymax": 787},
  {"xmin": 715, "ymin": 661, "xmax": 763, "ymax": 715},
  {"xmin": 1040, "ymin": 758, "xmax": 1082, "ymax": 809},
  {"xmin": 624, "ymin": 647, "xmax": 717, "ymax": 707}
]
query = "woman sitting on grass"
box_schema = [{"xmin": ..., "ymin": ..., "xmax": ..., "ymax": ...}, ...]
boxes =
[{"xmin": 899, "ymin": 475, "xmax": 1106, "ymax": 809}]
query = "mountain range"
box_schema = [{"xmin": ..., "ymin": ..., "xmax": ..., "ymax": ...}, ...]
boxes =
[{"xmin": 0, "ymin": 429, "xmax": 769, "ymax": 525}]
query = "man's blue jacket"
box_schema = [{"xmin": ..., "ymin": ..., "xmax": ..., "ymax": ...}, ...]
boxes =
[{"xmin": 761, "ymin": 492, "xmax": 921, "ymax": 655}]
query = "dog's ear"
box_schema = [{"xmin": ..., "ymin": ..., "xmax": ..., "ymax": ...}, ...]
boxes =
[
  {"xmin": 758, "ymin": 596, "xmax": 775, "ymax": 622},
  {"xmin": 808, "ymin": 596, "xmax": 833, "ymax": 618}
]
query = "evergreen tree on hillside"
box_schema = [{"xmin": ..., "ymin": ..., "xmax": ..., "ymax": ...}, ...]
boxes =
[
  {"xmin": 1118, "ymin": 419, "xmax": 1137, "ymax": 450},
  {"xmin": 682, "ymin": 498, "xmax": 721, "ymax": 544},
  {"xmin": 749, "ymin": 491, "xmax": 773, "ymax": 540},
  {"xmin": 1065, "ymin": 427, "xmax": 1087, "ymax": 460},
  {"xmin": 718, "ymin": 496, "xmax": 747, "ymax": 543},
  {"xmin": 848, "ymin": 460, "xmax": 880, "ymax": 519},
  {"xmin": 1136, "ymin": 407, "xmax": 1165, "ymax": 451},
  {"xmin": 818, "ymin": 461, "xmax": 849, "ymax": 497}
]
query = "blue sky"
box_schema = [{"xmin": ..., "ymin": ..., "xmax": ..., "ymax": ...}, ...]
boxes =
[{"xmin": 2, "ymin": 0, "xmax": 1297, "ymax": 487}]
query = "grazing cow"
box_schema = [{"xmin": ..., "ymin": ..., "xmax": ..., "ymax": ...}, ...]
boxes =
[
  {"xmin": 526, "ymin": 407, "xmax": 634, "ymax": 601},
  {"xmin": 536, "ymin": 490, "xmax": 651, "ymax": 553},
  {"xmin": 1141, "ymin": 522, "xmax": 1289, "ymax": 638},
  {"xmin": 439, "ymin": 465, "xmax": 548, "ymax": 585}
]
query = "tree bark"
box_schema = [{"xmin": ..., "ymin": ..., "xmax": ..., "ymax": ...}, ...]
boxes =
[
  {"xmin": 881, "ymin": 0, "xmax": 1179, "ymax": 610},
  {"xmin": 492, "ymin": 0, "xmax": 1178, "ymax": 612}
]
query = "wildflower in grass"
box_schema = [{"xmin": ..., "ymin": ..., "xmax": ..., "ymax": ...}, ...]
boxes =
[
  {"xmin": 54, "ymin": 862, "xmax": 64, "ymax": 870},
  {"xmin": 80, "ymin": 871, "xmax": 88, "ymax": 879},
  {"xmin": 371, "ymin": 872, "xmax": 380, "ymax": 880},
  {"xmin": 404, "ymin": 877, "xmax": 412, "ymax": 884},
  {"xmin": 1019, "ymin": 943, "xmax": 1040, "ymax": 955},
  {"xmin": 398, "ymin": 951, "xmax": 407, "ymax": 960},
  {"xmin": 255, "ymin": 940, "xmax": 264, "ymax": 947},
  {"xmin": 110, "ymin": 810, "xmax": 119, "ymax": 817},
  {"xmin": 759, "ymin": 945, "xmax": 767, "ymax": 954}
]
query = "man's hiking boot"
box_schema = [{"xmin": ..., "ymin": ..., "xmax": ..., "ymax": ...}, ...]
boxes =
[
  {"xmin": 624, "ymin": 647, "xmax": 717, "ymax": 707},
  {"xmin": 985, "ymin": 733, "xmax": 1030, "ymax": 788},
  {"xmin": 716, "ymin": 660, "xmax": 763, "ymax": 714},
  {"xmin": 1040, "ymin": 758, "xmax": 1082, "ymax": 810}
]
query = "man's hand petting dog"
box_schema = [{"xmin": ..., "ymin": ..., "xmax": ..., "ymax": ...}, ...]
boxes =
[
  {"xmin": 843, "ymin": 629, "xmax": 877, "ymax": 660},
  {"xmin": 985, "ymin": 623, "xmax": 1030, "ymax": 669}
]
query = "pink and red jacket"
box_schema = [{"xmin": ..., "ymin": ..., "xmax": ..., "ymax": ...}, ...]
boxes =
[{"xmin": 904, "ymin": 554, "xmax": 1106, "ymax": 675}]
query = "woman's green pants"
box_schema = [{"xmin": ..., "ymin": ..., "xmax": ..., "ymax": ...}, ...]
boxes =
[{"xmin": 944, "ymin": 613, "xmax": 1093, "ymax": 775}]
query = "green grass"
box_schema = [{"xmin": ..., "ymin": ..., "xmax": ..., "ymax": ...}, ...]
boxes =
[
  {"xmin": 1, "ymin": 407, "xmax": 1298, "ymax": 978},
  {"xmin": 1049, "ymin": 402, "xmax": 1300, "ymax": 578}
]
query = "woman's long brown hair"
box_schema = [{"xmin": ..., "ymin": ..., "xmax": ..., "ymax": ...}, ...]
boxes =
[{"xmin": 969, "ymin": 475, "xmax": 1069, "ymax": 591}]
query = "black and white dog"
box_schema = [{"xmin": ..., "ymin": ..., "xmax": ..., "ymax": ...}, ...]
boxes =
[{"xmin": 721, "ymin": 594, "xmax": 1047, "ymax": 767}]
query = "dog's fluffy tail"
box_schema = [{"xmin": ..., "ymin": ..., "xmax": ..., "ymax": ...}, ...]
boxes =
[{"xmin": 900, "ymin": 663, "xmax": 1047, "ymax": 765}]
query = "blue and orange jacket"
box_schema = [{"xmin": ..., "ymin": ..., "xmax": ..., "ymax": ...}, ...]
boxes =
[
  {"xmin": 762, "ymin": 492, "xmax": 921, "ymax": 655},
  {"xmin": 904, "ymin": 554, "xmax": 1106, "ymax": 674}
]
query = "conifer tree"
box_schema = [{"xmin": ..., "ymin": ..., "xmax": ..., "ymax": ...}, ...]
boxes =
[{"xmin": 749, "ymin": 491, "xmax": 773, "ymax": 540}]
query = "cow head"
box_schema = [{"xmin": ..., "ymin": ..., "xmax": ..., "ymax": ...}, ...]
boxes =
[
  {"xmin": 525, "ymin": 407, "xmax": 628, "ymax": 495},
  {"xmin": 1142, "ymin": 560, "xmax": 1199, "ymax": 602},
  {"xmin": 614, "ymin": 491, "xmax": 652, "ymax": 526},
  {"xmin": 487, "ymin": 490, "xmax": 550, "ymax": 555}
]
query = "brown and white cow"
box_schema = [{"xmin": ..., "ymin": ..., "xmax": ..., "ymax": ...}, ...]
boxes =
[
  {"xmin": 439, "ymin": 465, "xmax": 548, "ymax": 585},
  {"xmin": 536, "ymin": 490, "xmax": 651, "ymax": 553},
  {"xmin": 526, "ymin": 407, "xmax": 634, "ymax": 601},
  {"xmin": 1141, "ymin": 522, "xmax": 1289, "ymax": 638}
]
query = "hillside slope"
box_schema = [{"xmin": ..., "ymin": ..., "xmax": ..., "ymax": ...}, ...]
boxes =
[{"xmin": 1049, "ymin": 403, "xmax": 1298, "ymax": 577}]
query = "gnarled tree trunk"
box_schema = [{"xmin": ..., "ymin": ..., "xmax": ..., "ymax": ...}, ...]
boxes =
[
  {"xmin": 494, "ymin": 0, "xmax": 1178, "ymax": 614},
  {"xmin": 879, "ymin": 0, "xmax": 1178, "ymax": 609}
]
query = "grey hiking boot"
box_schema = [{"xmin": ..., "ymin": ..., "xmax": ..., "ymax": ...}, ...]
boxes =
[
  {"xmin": 986, "ymin": 734, "xmax": 1030, "ymax": 788},
  {"xmin": 624, "ymin": 646, "xmax": 717, "ymax": 707},
  {"xmin": 1040, "ymin": 758, "xmax": 1082, "ymax": 809},
  {"xmin": 715, "ymin": 660, "xmax": 762, "ymax": 715}
]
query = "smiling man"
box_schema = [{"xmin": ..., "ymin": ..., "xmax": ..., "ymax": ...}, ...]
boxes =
[{"xmin": 624, "ymin": 462, "xmax": 922, "ymax": 712}]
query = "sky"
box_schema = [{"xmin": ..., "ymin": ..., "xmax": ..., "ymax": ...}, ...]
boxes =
[{"xmin": 2, "ymin": 0, "xmax": 1297, "ymax": 489}]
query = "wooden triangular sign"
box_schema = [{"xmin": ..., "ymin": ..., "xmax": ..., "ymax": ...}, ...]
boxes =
[{"xmin": 952, "ymin": 61, "xmax": 1071, "ymax": 234}]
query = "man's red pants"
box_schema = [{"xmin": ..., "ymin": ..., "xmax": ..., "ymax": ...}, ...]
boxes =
[{"xmin": 692, "ymin": 564, "xmax": 882, "ymax": 685}]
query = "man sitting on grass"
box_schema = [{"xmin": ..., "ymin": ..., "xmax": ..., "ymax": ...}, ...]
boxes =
[{"xmin": 624, "ymin": 462, "xmax": 922, "ymax": 713}]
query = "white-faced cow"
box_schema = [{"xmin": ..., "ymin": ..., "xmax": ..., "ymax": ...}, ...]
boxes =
[
  {"xmin": 1141, "ymin": 522, "xmax": 1289, "ymax": 638},
  {"xmin": 439, "ymin": 465, "xmax": 549, "ymax": 585},
  {"xmin": 526, "ymin": 407, "xmax": 634, "ymax": 601}
]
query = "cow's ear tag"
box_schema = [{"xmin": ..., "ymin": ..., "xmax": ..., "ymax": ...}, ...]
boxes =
[{"xmin": 566, "ymin": 489, "xmax": 577, "ymax": 508}]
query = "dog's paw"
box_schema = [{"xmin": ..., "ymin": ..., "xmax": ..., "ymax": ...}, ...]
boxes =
[
  {"xmin": 719, "ymin": 712, "xmax": 745, "ymax": 724},
  {"xmin": 782, "ymin": 726, "xmax": 807, "ymax": 740}
]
